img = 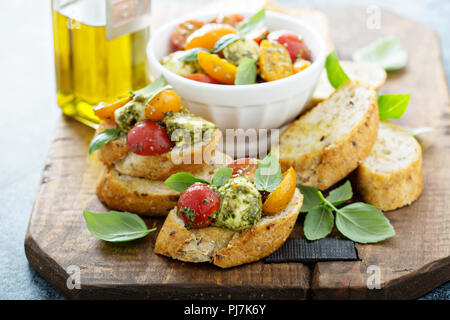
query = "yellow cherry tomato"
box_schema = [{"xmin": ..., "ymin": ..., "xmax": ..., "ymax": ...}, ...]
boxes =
[
  {"xmin": 259, "ymin": 39, "xmax": 293, "ymax": 81},
  {"xmin": 262, "ymin": 167, "xmax": 297, "ymax": 214},
  {"xmin": 197, "ymin": 51, "xmax": 237, "ymax": 85},
  {"xmin": 144, "ymin": 90, "xmax": 182, "ymax": 120},
  {"xmin": 185, "ymin": 23, "xmax": 237, "ymax": 51}
]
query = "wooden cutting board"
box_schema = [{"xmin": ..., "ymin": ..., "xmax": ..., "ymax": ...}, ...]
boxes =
[{"xmin": 25, "ymin": 7, "xmax": 450, "ymax": 299}]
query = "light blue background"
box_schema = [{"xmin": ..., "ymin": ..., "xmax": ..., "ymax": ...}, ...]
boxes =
[{"xmin": 0, "ymin": 0, "xmax": 448, "ymax": 300}]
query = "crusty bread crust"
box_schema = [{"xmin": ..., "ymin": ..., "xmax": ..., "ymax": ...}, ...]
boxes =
[
  {"xmin": 154, "ymin": 188, "xmax": 303, "ymax": 268},
  {"xmin": 95, "ymin": 120, "xmax": 222, "ymax": 180},
  {"xmin": 355, "ymin": 122, "xmax": 423, "ymax": 211},
  {"xmin": 96, "ymin": 151, "xmax": 232, "ymax": 216},
  {"xmin": 274, "ymin": 82, "xmax": 379, "ymax": 190}
]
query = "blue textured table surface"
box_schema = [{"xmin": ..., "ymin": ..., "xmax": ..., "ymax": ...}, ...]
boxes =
[{"xmin": 0, "ymin": 0, "xmax": 448, "ymax": 300}]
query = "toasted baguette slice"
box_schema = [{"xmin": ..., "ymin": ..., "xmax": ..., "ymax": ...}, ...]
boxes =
[
  {"xmin": 355, "ymin": 121, "xmax": 423, "ymax": 211},
  {"xmin": 95, "ymin": 121, "xmax": 222, "ymax": 180},
  {"xmin": 274, "ymin": 81, "xmax": 379, "ymax": 190},
  {"xmin": 96, "ymin": 151, "xmax": 232, "ymax": 217},
  {"xmin": 308, "ymin": 61, "xmax": 387, "ymax": 110},
  {"xmin": 155, "ymin": 188, "xmax": 303, "ymax": 268}
]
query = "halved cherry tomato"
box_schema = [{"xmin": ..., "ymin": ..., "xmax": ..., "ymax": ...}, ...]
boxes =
[
  {"xmin": 184, "ymin": 73, "xmax": 220, "ymax": 84},
  {"xmin": 185, "ymin": 23, "xmax": 237, "ymax": 51},
  {"xmin": 259, "ymin": 40, "xmax": 293, "ymax": 82},
  {"xmin": 228, "ymin": 158, "xmax": 258, "ymax": 180},
  {"xmin": 268, "ymin": 30, "xmax": 311, "ymax": 61},
  {"xmin": 197, "ymin": 51, "xmax": 237, "ymax": 85},
  {"xmin": 178, "ymin": 183, "xmax": 220, "ymax": 228},
  {"xmin": 93, "ymin": 96, "xmax": 132, "ymax": 121},
  {"xmin": 262, "ymin": 167, "xmax": 297, "ymax": 214},
  {"xmin": 211, "ymin": 14, "xmax": 245, "ymax": 28},
  {"xmin": 144, "ymin": 90, "xmax": 182, "ymax": 120},
  {"xmin": 170, "ymin": 20, "xmax": 204, "ymax": 51},
  {"xmin": 126, "ymin": 120, "xmax": 173, "ymax": 156}
]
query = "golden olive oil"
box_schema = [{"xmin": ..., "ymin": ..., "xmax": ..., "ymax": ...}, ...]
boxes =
[{"xmin": 52, "ymin": 1, "xmax": 150, "ymax": 128}]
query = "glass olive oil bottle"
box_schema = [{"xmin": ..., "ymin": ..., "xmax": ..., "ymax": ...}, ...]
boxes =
[{"xmin": 52, "ymin": 0, "xmax": 151, "ymax": 128}]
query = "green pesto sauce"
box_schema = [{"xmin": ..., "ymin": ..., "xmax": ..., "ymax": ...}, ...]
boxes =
[
  {"xmin": 162, "ymin": 112, "xmax": 217, "ymax": 147},
  {"xmin": 213, "ymin": 177, "xmax": 262, "ymax": 231}
]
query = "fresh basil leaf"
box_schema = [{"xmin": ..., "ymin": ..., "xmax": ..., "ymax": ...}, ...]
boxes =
[
  {"xmin": 89, "ymin": 128, "xmax": 121, "ymax": 155},
  {"xmin": 133, "ymin": 75, "xmax": 166, "ymax": 96},
  {"xmin": 178, "ymin": 48, "xmax": 208, "ymax": 62},
  {"xmin": 212, "ymin": 167, "xmax": 233, "ymax": 187},
  {"xmin": 143, "ymin": 84, "xmax": 173, "ymax": 106},
  {"xmin": 254, "ymin": 151, "xmax": 282, "ymax": 192},
  {"xmin": 400, "ymin": 126, "xmax": 433, "ymax": 136},
  {"xmin": 335, "ymin": 202, "xmax": 395, "ymax": 243},
  {"xmin": 83, "ymin": 210, "xmax": 156, "ymax": 242},
  {"xmin": 298, "ymin": 185, "xmax": 322, "ymax": 213},
  {"xmin": 352, "ymin": 36, "xmax": 408, "ymax": 71},
  {"xmin": 325, "ymin": 50, "xmax": 350, "ymax": 89},
  {"xmin": 326, "ymin": 181, "xmax": 353, "ymax": 206},
  {"xmin": 378, "ymin": 93, "xmax": 411, "ymax": 120},
  {"xmin": 212, "ymin": 33, "xmax": 240, "ymax": 53},
  {"xmin": 234, "ymin": 58, "xmax": 257, "ymax": 85},
  {"xmin": 164, "ymin": 172, "xmax": 210, "ymax": 192},
  {"xmin": 304, "ymin": 206, "xmax": 334, "ymax": 241},
  {"xmin": 237, "ymin": 9, "xmax": 266, "ymax": 37}
]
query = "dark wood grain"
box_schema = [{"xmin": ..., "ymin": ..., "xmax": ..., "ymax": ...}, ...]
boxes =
[{"xmin": 25, "ymin": 7, "xmax": 449, "ymax": 299}]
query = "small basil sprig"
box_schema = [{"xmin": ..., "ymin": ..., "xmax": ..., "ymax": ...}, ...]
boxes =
[
  {"xmin": 88, "ymin": 128, "xmax": 121, "ymax": 155},
  {"xmin": 165, "ymin": 167, "xmax": 233, "ymax": 192},
  {"xmin": 237, "ymin": 8, "xmax": 266, "ymax": 37},
  {"xmin": 352, "ymin": 36, "xmax": 408, "ymax": 71},
  {"xmin": 254, "ymin": 152, "xmax": 282, "ymax": 192},
  {"xmin": 235, "ymin": 58, "xmax": 257, "ymax": 85},
  {"xmin": 325, "ymin": 50, "xmax": 350, "ymax": 89},
  {"xmin": 211, "ymin": 33, "xmax": 241, "ymax": 53},
  {"xmin": 299, "ymin": 181, "xmax": 395, "ymax": 243},
  {"xmin": 131, "ymin": 74, "xmax": 166, "ymax": 96},
  {"xmin": 378, "ymin": 93, "xmax": 411, "ymax": 120},
  {"xmin": 83, "ymin": 210, "xmax": 156, "ymax": 242},
  {"xmin": 325, "ymin": 51, "xmax": 411, "ymax": 121}
]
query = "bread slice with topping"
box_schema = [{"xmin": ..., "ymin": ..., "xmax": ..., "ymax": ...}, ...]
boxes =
[
  {"xmin": 308, "ymin": 61, "xmax": 387, "ymax": 110},
  {"xmin": 96, "ymin": 151, "xmax": 232, "ymax": 216},
  {"xmin": 355, "ymin": 121, "xmax": 423, "ymax": 211},
  {"xmin": 95, "ymin": 121, "xmax": 222, "ymax": 181},
  {"xmin": 154, "ymin": 188, "xmax": 303, "ymax": 268},
  {"xmin": 274, "ymin": 81, "xmax": 379, "ymax": 190}
]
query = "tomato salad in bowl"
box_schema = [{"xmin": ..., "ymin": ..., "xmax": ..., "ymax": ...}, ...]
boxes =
[
  {"xmin": 148, "ymin": 9, "xmax": 327, "ymax": 130},
  {"xmin": 161, "ymin": 9, "xmax": 312, "ymax": 85}
]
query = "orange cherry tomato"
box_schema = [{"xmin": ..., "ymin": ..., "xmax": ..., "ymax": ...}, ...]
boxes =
[
  {"xmin": 170, "ymin": 20, "xmax": 204, "ymax": 50},
  {"xmin": 185, "ymin": 23, "xmax": 237, "ymax": 51},
  {"xmin": 144, "ymin": 90, "xmax": 182, "ymax": 121},
  {"xmin": 184, "ymin": 73, "xmax": 220, "ymax": 84},
  {"xmin": 211, "ymin": 14, "xmax": 245, "ymax": 28},
  {"xmin": 262, "ymin": 167, "xmax": 297, "ymax": 214},
  {"xmin": 197, "ymin": 51, "xmax": 237, "ymax": 85},
  {"xmin": 93, "ymin": 96, "xmax": 132, "ymax": 121}
]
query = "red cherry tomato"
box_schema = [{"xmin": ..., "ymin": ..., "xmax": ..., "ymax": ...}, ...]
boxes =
[
  {"xmin": 126, "ymin": 120, "xmax": 173, "ymax": 156},
  {"xmin": 268, "ymin": 30, "xmax": 311, "ymax": 61},
  {"xmin": 170, "ymin": 20, "xmax": 204, "ymax": 51},
  {"xmin": 184, "ymin": 73, "xmax": 220, "ymax": 84},
  {"xmin": 228, "ymin": 158, "xmax": 258, "ymax": 180},
  {"xmin": 178, "ymin": 183, "xmax": 221, "ymax": 229}
]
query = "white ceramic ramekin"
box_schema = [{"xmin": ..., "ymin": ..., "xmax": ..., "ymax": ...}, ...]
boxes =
[{"xmin": 148, "ymin": 10, "xmax": 327, "ymax": 130}]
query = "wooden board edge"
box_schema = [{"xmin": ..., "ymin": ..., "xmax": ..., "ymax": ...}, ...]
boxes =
[{"xmin": 310, "ymin": 256, "xmax": 450, "ymax": 299}]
